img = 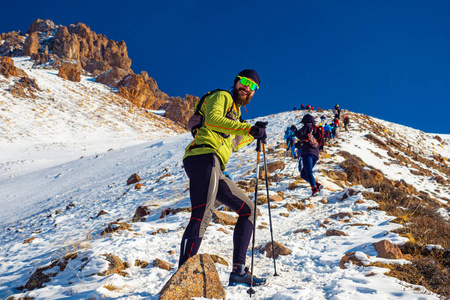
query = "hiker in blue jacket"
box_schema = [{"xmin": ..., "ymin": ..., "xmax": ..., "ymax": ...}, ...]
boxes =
[
  {"xmin": 324, "ymin": 123, "xmax": 332, "ymax": 143},
  {"xmin": 291, "ymin": 114, "xmax": 323, "ymax": 196}
]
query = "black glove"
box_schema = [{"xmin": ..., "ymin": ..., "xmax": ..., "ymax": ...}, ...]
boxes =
[
  {"xmin": 250, "ymin": 124, "xmax": 267, "ymax": 144},
  {"xmin": 291, "ymin": 125, "xmax": 297, "ymax": 131},
  {"xmin": 295, "ymin": 141, "xmax": 303, "ymax": 149}
]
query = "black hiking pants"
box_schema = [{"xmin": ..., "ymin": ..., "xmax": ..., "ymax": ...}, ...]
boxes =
[{"xmin": 179, "ymin": 153, "xmax": 256, "ymax": 268}]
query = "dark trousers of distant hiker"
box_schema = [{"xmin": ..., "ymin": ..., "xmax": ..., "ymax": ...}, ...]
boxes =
[
  {"xmin": 300, "ymin": 154, "xmax": 318, "ymax": 188},
  {"xmin": 179, "ymin": 153, "xmax": 256, "ymax": 268}
]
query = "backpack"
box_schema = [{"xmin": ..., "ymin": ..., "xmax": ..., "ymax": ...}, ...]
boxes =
[
  {"xmin": 304, "ymin": 125, "xmax": 324, "ymax": 149},
  {"xmin": 187, "ymin": 89, "xmax": 232, "ymax": 138}
]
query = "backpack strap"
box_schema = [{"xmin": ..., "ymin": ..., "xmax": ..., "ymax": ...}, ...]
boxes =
[{"xmin": 190, "ymin": 89, "xmax": 233, "ymax": 138}]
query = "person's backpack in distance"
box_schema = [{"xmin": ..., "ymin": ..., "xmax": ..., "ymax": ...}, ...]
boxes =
[
  {"xmin": 305, "ymin": 125, "xmax": 324, "ymax": 149},
  {"xmin": 187, "ymin": 89, "xmax": 230, "ymax": 137}
]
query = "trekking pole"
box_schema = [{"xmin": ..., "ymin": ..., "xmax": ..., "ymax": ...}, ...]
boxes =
[
  {"xmin": 262, "ymin": 143, "xmax": 279, "ymax": 276},
  {"xmin": 247, "ymin": 138, "xmax": 262, "ymax": 297}
]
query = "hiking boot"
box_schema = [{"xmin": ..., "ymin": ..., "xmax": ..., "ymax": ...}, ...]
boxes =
[
  {"xmin": 316, "ymin": 182, "xmax": 323, "ymax": 191},
  {"xmin": 228, "ymin": 265, "xmax": 267, "ymax": 287},
  {"xmin": 311, "ymin": 186, "xmax": 319, "ymax": 196}
]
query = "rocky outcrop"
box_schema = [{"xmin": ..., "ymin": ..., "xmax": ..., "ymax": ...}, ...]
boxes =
[
  {"xmin": 164, "ymin": 94, "xmax": 197, "ymax": 126},
  {"xmin": 95, "ymin": 67, "xmax": 132, "ymax": 87},
  {"xmin": 22, "ymin": 32, "xmax": 40, "ymax": 56},
  {"xmin": 58, "ymin": 62, "xmax": 81, "ymax": 82},
  {"xmin": 117, "ymin": 74, "xmax": 156, "ymax": 107},
  {"xmin": 1, "ymin": 19, "xmax": 133, "ymax": 77},
  {"xmin": 0, "ymin": 31, "xmax": 25, "ymax": 56},
  {"xmin": 1, "ymin": 19, "xmax": 193, "ymax": 127},
  {"xmin": 0, "ymin": 56, "xmax": 26, "ymax": 78},
  {"xmin": 159, "ymin": 254, "xmax": 225, "ymax": 300},
  {"xmin": 27, "ymin": 19, "xmax": 56, "ymax": 34}
]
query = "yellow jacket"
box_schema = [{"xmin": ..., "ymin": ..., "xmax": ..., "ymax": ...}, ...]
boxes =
[{"xmin": 183, "ymin": 90, "xmax": 254, "ymax": 170}]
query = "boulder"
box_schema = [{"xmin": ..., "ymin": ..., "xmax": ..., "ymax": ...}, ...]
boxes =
[
  {"xmin": 58, "ymin": 62, "xmax": 81, "ymax": 82},
  {"xmin": 372, "ymin": 240, "xmax": 403, "ymax": 259},
  {"xmin": 132, "ymin": 205, "xmax": 152, "ymax": 222},
  {"xmin": 339, "ymin": 251, "xmax": 370, "ymax": 269},
  {"xmin": 127, "ymin": 173, "xmax": 141, "ymax": 185},
  {"xmin": 259, "ymin": 241, "xmax": 291, "ymax": 259},
  {"xmin": 329, "ymin": 212, "xmax": 354, "ymax": 220},
  {"xmin": 212, "ymin": 210, "xmax": 237, "ymax": 226},
  {"xmin": 153, "ymin": 258, "xmax": 174, "ymax": 271},
  {"xmin": 325, "ymin": 229, "xmax": 349, "ymax": 237},
  {"xmin": 266, "ymin": 160, "xmax": 284, "ymax": 173},
  {"xmin": 159, "ymin": 254, "xmax": 225, "ymax": 300}
]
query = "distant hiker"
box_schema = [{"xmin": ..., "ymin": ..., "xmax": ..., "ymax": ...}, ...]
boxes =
[
  {"xmin": 324, "ymin": 123, "xmax": 332, "ymax": 142},
  {"xmin": 180, "ymin": 69, "xmax": 267, "ymax": 287},
  {"xmin": 285, "ymin": 126, "xmax": 299, "ymax": 158},
  {"xmin": 284, "ymin": 126, "xmax": 293, "ymax": 146},
  {"xmin": 320, "ymin": 115, "xmax": 326, "ymax": 125},
  {"xmin": 318, "ymin": 123, "xmax": 325, "ymax": 142},
  {"xmin": 334, "ymin": 104, "xmax": 341, "ymax": 119},
  {"xmin": 301, "ymin": 104, "xmax": 305, "ymax": 110},
  {"xmin": 343, "ymin": 115, "xmax": 350, "ymax": 131},
  {"xmin": 291, "ymin": 114, "xmax": 324, "ymax": 196},
  {"xmin": 332, "ymin": 118, "xmax": 339, "ymax": 138},
  {"xmin": 306, "ymin": 104, "xmax": 311, "ymax": 110},
  {"xmin": 293, "ymin": 106, "xmax": 297, "ymax": 110}
]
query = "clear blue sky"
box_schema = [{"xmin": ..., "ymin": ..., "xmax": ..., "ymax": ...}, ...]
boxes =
[{"xmin": 2, "ymin": 0, "xmax": 449, "ymax": 133}]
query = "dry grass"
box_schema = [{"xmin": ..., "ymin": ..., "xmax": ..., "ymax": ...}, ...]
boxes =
[
  {"xmin": 338, "ymin": 151, "xmax": 450, "ymax": 298},
  {"xmin": 104, "ymin": 282, "xmax": 124, "ymax": 292}
]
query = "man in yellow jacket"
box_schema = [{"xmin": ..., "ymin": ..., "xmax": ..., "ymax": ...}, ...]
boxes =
[{"xmin": 179, "ymin": 69, "xmax": 267, "ymax": 287}]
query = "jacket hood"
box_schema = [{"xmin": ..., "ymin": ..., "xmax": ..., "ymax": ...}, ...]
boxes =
[{"xmin": 301, "ymin": 114, "xmax": 315, "ymax": 125}]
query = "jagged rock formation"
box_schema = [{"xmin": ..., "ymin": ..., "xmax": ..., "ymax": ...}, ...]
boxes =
[{"xmin": 0, "ymin": 19, "xmax": 195, "ymax": 127}]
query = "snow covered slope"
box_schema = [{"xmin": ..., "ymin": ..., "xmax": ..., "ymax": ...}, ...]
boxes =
[
  {"xmin": 0, "ymin": 60, "xmax": 449, "ymax": 299},
  {"xmin": 0, "ymin": 57, "xmax": 185, "ymax": 180}
]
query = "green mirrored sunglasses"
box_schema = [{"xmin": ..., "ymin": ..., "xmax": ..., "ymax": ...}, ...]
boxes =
[{"xmin": 238, "ymin": 76, "xmax": 259, "ymax": 91}]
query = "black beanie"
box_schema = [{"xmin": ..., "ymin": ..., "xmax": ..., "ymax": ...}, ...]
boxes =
[{"xmin": 236, "ymin": 69, "xmax": 260, "ymax": 86}]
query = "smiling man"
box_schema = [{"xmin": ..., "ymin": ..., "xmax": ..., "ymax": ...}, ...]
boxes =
[{"xmin": 179, "ymin": 69, "xmax": 267, "ymax": 287}]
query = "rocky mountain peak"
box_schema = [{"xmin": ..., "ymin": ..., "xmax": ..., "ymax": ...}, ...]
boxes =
[{"xmin": 0, "ymin": 19, "xmax": 194, "ymax": 127}]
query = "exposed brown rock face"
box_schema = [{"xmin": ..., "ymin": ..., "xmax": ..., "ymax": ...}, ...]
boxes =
[
  {"xmin": 159, "ymin": 254, "xmax": 225, "ymax": 300},
  {"xmin": 164, "ymin": 94, "xmax": 197, "ymax": 126},
  {"xmin": 0, "ymin": 31, "xmax": 25, "ymax": 56},
  {"xmin": 96, "ymin": 67, "xmax": 132, "ymax": 87},
  {"xmin": 22, "ymin": 32, "xmax": 40, "ymax": 56},
  {"xmin": 58, "ymin": 62, "xmax": 81, "ymax": 82},
  {"xmin": 1, "ymin": 19, "xmax": 133, "ymax": 77},
  {"xmin": 1, "ymin": 19, "xmax": 194, "ymax": 127},
  {"xmin": 27, "ymin": 19, "xmax": 56, "ymax": 34},
  {"xmin": 117, "ymin": 74, "xmax": 156, "ymax": 107},
  {"xmin": 1, "ymin": 56, "xmax": 18, "ymax": 78}
]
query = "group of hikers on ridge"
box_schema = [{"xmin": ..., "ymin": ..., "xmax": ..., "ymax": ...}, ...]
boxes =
[
  {"xmin": 178, "ymin": 68, "xmax": 350, "ymax": 289},
  {"xmin": 292, "ymin": 104, "xmax": 324, "ymax": 112}
]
